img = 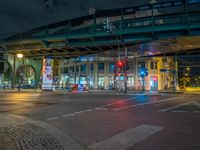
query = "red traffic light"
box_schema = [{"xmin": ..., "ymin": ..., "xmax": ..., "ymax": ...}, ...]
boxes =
[{"xmin": 118, "ymin": 61, "xmax": 122, "ymax": 67}]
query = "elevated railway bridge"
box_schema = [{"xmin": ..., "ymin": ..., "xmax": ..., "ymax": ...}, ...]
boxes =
[{"xmin": 0, "ymin": 0, "xmax": 200, "ymax": 89}]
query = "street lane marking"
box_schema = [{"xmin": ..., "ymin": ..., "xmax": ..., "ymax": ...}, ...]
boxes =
[
  {"xmin": 99, "ymin": 97, "xmax": 137, "ymax": 108},
  {"xmin": 62, "ymin": 114, "xmax": 75, "ymax": 117},
  {"xmin": 85, "ymin": 109, "xmax": 93, "ymax": 112},
  {"xmin": 46, "ymin": 96, "xmax": 150, "ymax": 119},
  {"xmin": 95, "ymin": 108, "xmax": 109, "ymax": 111},
  {"xmin": 88, "ymin": 124, "xmax": 164, "ymax": 150},
  {"xmin": 74, "ymin": 111, "xmax": 85, "ymax": 114},
  {"xmin": 160, "ymin": 101, "xmax": 194, "ymax": 112},
  {"xmin": 171, "ymin": 110, "xmax": 188, "ymax": 113},
  {"xmin": 113, "ymin": 97, "xmax": 181, "ymax": 111},
  {"xmin": 124, "ymin": 96, "xmax": 137, "ymax": 101},
  {"xmin": 46, "ymin": 117, "xmax": 59, "ymax": 121}
]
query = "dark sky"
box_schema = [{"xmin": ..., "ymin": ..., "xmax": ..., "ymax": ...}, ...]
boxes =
[
  {"xmin": 178, "ymin": 55, "xmax": 200, "ymax": 77},
  {"xmin": 0, "ymin": 0, "xmax": 153, "ymax": 38}
]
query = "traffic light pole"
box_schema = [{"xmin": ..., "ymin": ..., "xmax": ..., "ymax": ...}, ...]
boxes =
[
  {"xmin": 125, "ymin": 71, "xmax": 127, "ymax": 94},
  {"xmin": 124, "ymin": 48, "xmax": 128, "ymax": 94},
  {"xmin": 142, "ymin": 76, "xmax": 145, "ymax": 92}
]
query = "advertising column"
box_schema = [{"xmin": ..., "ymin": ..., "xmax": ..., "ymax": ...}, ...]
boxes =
[{"xmin": 42, "ymin": 58, "xmax": 53, "ymax": 90}]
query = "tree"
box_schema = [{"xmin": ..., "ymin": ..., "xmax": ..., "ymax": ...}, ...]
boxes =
[
  {"xmin": 179, "ymin": 77, "xmax": 190, "ymax": 88},
  {"xmin": 3, "ymin": 68, "xmax": 11, "ymax": 81}
]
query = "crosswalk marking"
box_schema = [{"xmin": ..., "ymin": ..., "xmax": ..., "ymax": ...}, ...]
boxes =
[
  {"xmin": 160, "ymin": 101, "xmax": 194, "ymax": 112},
  {"xmin": 113, "ymin": 97, "xmax": 180, "ymax": 111},
  {"xmin": 62, "ymin": 114, "xmax": 74, "ymax": 117},
  {"xmin": 88, "ymin": 124, "xmax": 164, "ymax": 150},
  {"xmin": 46, "ymin": 117, "xmax": 59, "ymax": 121}
]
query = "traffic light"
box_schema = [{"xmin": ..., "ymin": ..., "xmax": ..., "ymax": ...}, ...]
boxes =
[
  {"xmin": 44, "ymin": 0, "xmax": 52, "ymax": 9},
  {"xmin": 124, "ymin": 57, "xmax": 129, "ymax": 71},
  {"xmin": 118, "ymin": 61, "xmax": 122, "ymax": 67},
  {"xmin": 140, "ymin": 70, "xmax": 145, "ymax": 77},
  {"xmin": 103, "ymin": 18, "xmax": 109, "ymax": 30},
  {"xmin": 139, "ymin": 68, "xmax": 148, "ymax": 77}
]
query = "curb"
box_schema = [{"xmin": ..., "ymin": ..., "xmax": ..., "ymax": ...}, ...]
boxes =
[
  {"xmin": 0, "ymin": 114, "xmax": 83, "ymax": 150},
  {"xmin": 158, "ymin": 91, "xmax": 184, "ymax": 94}
]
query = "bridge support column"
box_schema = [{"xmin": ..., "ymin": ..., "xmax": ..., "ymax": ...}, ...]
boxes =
[{"xmin": 5, "ymin": 53, "xmax": 42, "ymax": 90}]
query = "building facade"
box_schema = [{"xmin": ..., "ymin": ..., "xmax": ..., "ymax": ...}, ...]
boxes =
[{"xmin": 58, "ymin": 55, "xmax": 178, "ymax": 91}]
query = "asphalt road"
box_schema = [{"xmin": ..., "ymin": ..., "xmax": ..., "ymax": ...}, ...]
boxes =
[{"xmin": 0, "ymin": 92, "xmax": 200, "ymax": 150}]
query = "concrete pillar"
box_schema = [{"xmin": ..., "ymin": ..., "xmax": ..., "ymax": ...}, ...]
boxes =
[
  {"xmin": 94, "ymin": 62, "xmax": 98, "ymax": 89},
  {"xmin": 104, "ymin": 61, "xmax": 109, "ymax": 90},
  {"xmin": 134, "ymin": 59, "xmax": 139, "ymax": 90}
]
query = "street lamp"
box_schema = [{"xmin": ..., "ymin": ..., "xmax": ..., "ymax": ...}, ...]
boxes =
[
  {"xmin": 186, "ymin": 67, "xmax": 190, "ymax": 71},
  {"xmin": 17, "ymin": 53, "xmax": 23, "ymax": 92},
  {"xmin": 17, "ymin": 54, "xmax": 23, "ymax": 59}
]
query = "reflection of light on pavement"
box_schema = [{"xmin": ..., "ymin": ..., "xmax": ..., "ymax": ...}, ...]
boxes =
[
  {"xmin": 185, "ymin": 87, "xmax": 200, "ymax": 92},
  {"xmin": 8, "ymin": 93, "xmax": 40, "ymax": 102}
]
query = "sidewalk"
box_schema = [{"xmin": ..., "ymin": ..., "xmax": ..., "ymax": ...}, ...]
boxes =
[
  {"xmin": 0, "ymin": 114, "xmax": 83, "ymax": 150},
  {"xmin": 89, "ymin": 90, "xmax": 161, "ymax": 96},
  {"xmin": 0, "ymin": 89, "xmax": 185, "ymax": 96},
  {"xmin": 0, "ymin": 88, "xmax": 41, "ymax": 93}
]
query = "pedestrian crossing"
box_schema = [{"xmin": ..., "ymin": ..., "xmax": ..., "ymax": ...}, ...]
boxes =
[{"xmin": 88, "ymin": 124, "xmax": 164, "ymax": 150}]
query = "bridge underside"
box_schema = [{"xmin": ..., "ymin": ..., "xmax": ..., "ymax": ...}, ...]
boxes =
[
  {"xmin": 1, "ymin": 0, "xmax": 200, "ymax": 59},
  {"xmin": 1, "ymin": 36, "xmax": 200, "ymax": 59}
]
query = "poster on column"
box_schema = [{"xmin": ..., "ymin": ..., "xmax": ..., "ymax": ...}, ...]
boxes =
[{"xmin": 42, "ymin": 58, "xmax": 53, "ymax": 90}]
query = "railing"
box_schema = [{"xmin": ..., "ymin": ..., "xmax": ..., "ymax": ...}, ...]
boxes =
[
  {"xmin": 43, "ymin": 12, "xmax": 200, "ymax": 37},
  {"xmin": 3, "ymin": 12, "xmax": 200, "ymax": 42}
]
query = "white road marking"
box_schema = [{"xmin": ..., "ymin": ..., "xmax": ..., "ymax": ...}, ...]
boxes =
[
  {"xmin": 113, "ymin": 97, "xmax": 181, "ymax": 111},
  {"xmin": 124, "ymin": 96, "xmax": 137, "ymax": 101},
  {"xmin": 46, "ymin": 96, "xmax": 156, "ymax": 119},
  {"xmin": 74, "ymin": 111, "xmax": 85, "ymax": 114},
  {"xmin": 85, "ymin": 109, "xmax": 93, "ymax": 112},
  {"xmin": 160, "ymin": 101, "xmax": 194, "ymax": 112},
  {"xmin": 62, "ymin": 114, "xmax": 75, "ymax": 117},
  {"xmin": 99, "ymin": 97, "xmax": 137, "ymax": 108},
  {"xmin": 94, "ymin": 108, "xmax": 109, "ymax": 111},
  {"xmin": 171, "ymin": 110, "xmax": 188, "ymax": 113},
  {"xmin": 100, "ymin": 104, "xmax": 109, "ymax": 107},
  {"xmin": 88, "ymin": 124, "xmax": 164, "ymax": 150},
  {"xmin": 46, "ymin": 117, "xmax": 59, "ymax": 121}
]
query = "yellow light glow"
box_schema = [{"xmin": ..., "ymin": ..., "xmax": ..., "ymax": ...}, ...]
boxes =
[
  {"xmin": 186, "ymin": 67, "xmax": 190, "ymax": 71},
  {"xmin": 17, "ymin": 53, "xmax": 23, "ymax": 59},
  {"xmin": 185, "ymin": 87, "xmax": 200, "ymax": 92}
]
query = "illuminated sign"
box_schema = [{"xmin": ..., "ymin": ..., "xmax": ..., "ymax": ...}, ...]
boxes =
[{"xmin": 42, "ymin": 58, "xmax": 53, "ymax": 90}]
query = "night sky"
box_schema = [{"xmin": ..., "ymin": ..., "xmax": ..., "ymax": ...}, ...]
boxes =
[{"xmin": 178, "ymin": 56, "xmax": 200, "ymax": 77}]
